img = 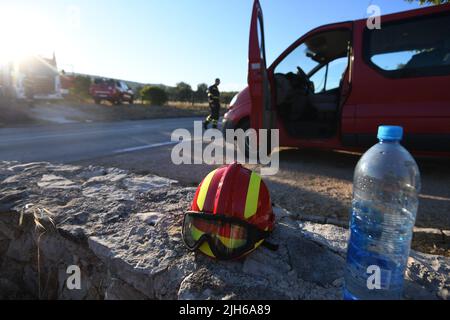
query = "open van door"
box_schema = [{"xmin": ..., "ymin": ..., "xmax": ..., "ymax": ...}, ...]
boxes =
[{"xmin": 248, "ymin": 0, "xmax": 272, "ymax": 131}]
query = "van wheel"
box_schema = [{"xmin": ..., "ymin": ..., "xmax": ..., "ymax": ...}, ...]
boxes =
[
  {"xmin": 236, "ymin": 119, "xmax": 252, "ymax": 160},
  {"xmin": 94, "ymin": 98, "xmax": 101, "ymax": 105},
  {"xmin": 237, "ymin": 118, "xmax": 272, "ymax": 161},
  {"xmin": 115, "ymin": 98, "xmax": 123, "ymax": 105}
]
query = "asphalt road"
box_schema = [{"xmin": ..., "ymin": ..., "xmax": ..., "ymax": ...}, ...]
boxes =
[
  {"xmin": 0, "ymin": 118, "xmax": 200, "ymax": 163},
  {"xmin": 1, "ymin": 117, "xmax": 449, "ymax": 255}
]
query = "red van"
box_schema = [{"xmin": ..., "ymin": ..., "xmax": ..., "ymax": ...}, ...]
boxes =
[
  {"xmin": 89, "ymin": 78, "xmax": 134, "ymax": 105},
  {"xmin": 222, "ymin": 1, "xmax": 450, "ymax": 155}
]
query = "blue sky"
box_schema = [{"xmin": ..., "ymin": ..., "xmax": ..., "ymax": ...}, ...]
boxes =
[{"xmin": 0, "ymin": 0, "xmax": 426, "ymax": 91}]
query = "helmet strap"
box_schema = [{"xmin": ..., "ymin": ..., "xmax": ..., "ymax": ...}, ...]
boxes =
[{"xmin": 261, "ymin": 240, "xmax": 279, "ymax": 251}]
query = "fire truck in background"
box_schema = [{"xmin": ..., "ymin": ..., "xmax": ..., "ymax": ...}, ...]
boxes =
[{"xmin": 0, "ymin": 53, "xmax": 62, "ymax": 103}]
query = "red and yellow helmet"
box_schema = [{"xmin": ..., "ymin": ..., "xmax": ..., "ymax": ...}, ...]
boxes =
[{"xmin": 182, "ymin": 162, "xmax": 275, "ymax": 260}]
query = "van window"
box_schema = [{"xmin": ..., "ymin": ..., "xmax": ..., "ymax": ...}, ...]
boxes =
[
  {"xmin": 365, "ymin": 13, "xmax": 450, "ymax": 77},
  {"xmin": 257, "ymin": 16, "xmax": 266, "ymax": 63},
  {"xmin": 310, "ymin": 57, "xmax": 348, "ymax": 93},
  {"xmin": 310, "ymin": 66, "xmax": 326, "ymax": 93}
]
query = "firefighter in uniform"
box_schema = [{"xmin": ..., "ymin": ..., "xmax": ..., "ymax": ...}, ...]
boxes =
[{"xmin": 203, "ymin": 78, "xmax": 221, "ymax": 130}]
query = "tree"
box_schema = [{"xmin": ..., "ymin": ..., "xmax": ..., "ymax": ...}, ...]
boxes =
[
  {"xmin": 406, "ymin": 0, "xmax": 448, "ymax": 4},
  {"xmin": 174, "ymin": 82, "xmax": 193, "ymax": 102},
  {"xmin": 140, "ymin": 86, "xmax": 168, "ymax": 106},
  {"xmin": 195, "ymin": 83, "xmax": 208, "ymax": 103},
  {"xmin": 221, "ymin": 91, "xmax": 239, "ymax": 105},
  {"xmin": 70, "ymin": 75, "xmax": 91, "ymax": 100},
  {"xmin": 134, "ymin": 85, "xmax": 143, "ymax": 103},
  {"xmin": 165, "ymin": 86, "xmax": 177, "ymax": 101}
]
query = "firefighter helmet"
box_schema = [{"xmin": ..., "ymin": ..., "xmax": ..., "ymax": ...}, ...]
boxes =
[{"xmin": 182, "ymin": 162, "xmax": 275, "ymax": 260}]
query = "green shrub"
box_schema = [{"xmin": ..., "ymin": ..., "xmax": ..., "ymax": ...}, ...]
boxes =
[
  {"xmin": 141, "ymin": 86, "xmax": 168, "ymax": 106},
  {"xmin": 69, "ymin": 76, "xmax": 91, "ymax": 100}
]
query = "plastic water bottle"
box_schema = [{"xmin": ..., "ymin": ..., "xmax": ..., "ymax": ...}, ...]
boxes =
[{"xmin": 343, "ymin": 125, "xmax": 421, "ymax": 300}]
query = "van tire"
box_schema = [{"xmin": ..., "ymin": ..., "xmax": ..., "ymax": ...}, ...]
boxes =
[
  {"xmin": 237, "ymin": 118, "xmax": 272, "ymax": 161},
  {"xmin": 236, "ymin": 118, "xmax": 252, "ymax": 160}
]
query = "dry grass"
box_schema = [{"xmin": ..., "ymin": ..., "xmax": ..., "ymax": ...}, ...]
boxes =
[
  {"xmin": 20, "ymin": 204, "xmax": 56, "ymax": 299},
  {"xmin": 0, "ymin": 99, "xmax": 227, "ymax": 127},
  {"xmin": 77, "ymin": 101, "xmax": 212, "ymax": 121},
  {"xmin": 56, "ymin": 100, "xmax": 227, "ymax": 123},
  {"xmin": 0, "ymin": 100, "xmax": 214, "ymax": 127},
  {"xmin": 168, "ymin": 101, "xmax": 209, "ymax": 110}
]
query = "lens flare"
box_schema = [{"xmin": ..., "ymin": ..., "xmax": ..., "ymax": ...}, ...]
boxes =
[{"xmin": 0, "ymin": 6, "xmax": 56, "ymax": 64}]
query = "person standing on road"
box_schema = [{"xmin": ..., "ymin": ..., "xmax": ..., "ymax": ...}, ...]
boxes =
[{"xmin": 203, "ymin": 78, "xmax": 221, "ymax": 130}]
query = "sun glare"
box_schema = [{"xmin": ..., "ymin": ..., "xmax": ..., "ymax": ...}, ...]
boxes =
[{"xmin": 0, "ymin": 6, "xmax": 56, "ymax": 64}]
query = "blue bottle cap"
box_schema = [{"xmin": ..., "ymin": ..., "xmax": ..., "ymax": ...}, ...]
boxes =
[{"xmin": 377, "ymin": 125, "xmax": 403, "ymax": 141}]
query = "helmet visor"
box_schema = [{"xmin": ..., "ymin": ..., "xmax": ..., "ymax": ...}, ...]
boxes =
[{"xmin": 182, "ymin": 213, "xmax": 251, "ymax": 258}]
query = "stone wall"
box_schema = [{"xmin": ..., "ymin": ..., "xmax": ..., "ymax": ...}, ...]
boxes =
[
  {"xmin": 0, "ymin": 161, "xmax": 448, "ymax": 300},
  {"xmin": 0, "ymin": 209, "xmax": 108, "ymax": 299}
]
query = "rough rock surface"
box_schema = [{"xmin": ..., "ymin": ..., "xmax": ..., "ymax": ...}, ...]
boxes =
[{"xmin": 0, "ymin": 161, "xmax": 448, "ymax": 300}]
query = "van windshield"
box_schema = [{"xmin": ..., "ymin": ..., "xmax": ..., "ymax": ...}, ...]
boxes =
[{"xmin": 275, "ymin": 30, "xmax": 350, "ymax": 76}]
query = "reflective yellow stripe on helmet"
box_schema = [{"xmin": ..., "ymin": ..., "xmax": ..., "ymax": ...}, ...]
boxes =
[
  {"xmin": 191, "ymin": 224, "xmax": 246, "ymax": 249},
  {"xmin": 244, "ymin": 172, "xmax": 261, "ymax": 219},
  {"xmin": 196, "ymin": 169, "xmax": 217, "ymax": 211},
  {"xmin": 191, "ymin": 224, "xmax": 246, "ymax": 259},
  {"xmin": 190, "ymin": 225, "xmax": 215, "ymax": 257},
  {"xmin": 217, "ymin": 235, "xmax": 246, "ymax": 249},
  {"xmin": 190, "ymin": 224, "xmax": 205, "ymax": 241},
  {"xmin": 199, "ymin": 242, "xmax": 215, "ymax": 258}
]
